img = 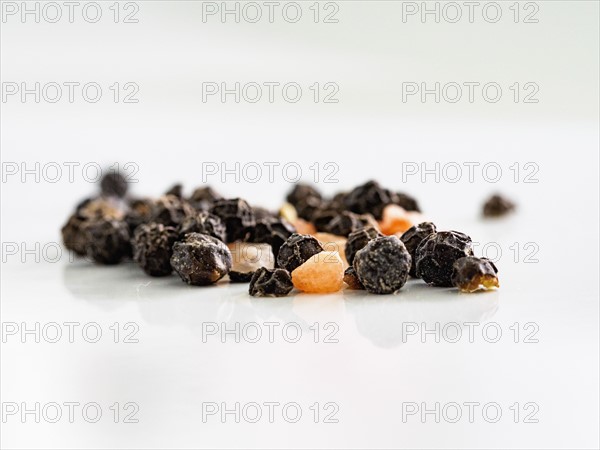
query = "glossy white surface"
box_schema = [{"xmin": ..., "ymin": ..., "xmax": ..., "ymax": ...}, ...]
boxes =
[{"xmin": 1, "ymin": 1, "xmax": 599, "ymax": 448}]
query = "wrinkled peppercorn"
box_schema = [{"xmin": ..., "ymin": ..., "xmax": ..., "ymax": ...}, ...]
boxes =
[
  {"xmin": 252, "ymin": 207, "xmax": 275, "ymax": 221},
  {"xmin": 277, "ymin": 233, "xmax": 324, "ymax": 272},
  {"xmin": 189, "ymin": 186, "xmax": 222, "ymax": 211},
  {"xmin": 83, "ymin": 219, "xmax": 131, "ymax": 264},
  {"xmin": 229, "ymin": 270, "xmax": 255, "ymax": 283},
  {"xmin": 62, "ymin": 198, "xmax": 127, "ymax": 256},
  {"xmin": 353, "ymin": 236, "xmax": 411, "ymax": 294},
  {"xmin": 249, "ymin": 267, "xmax": 294, "ymax": 297},
  {"xmin": 78, "ymin": 197, "xmax": 126, "ymax": 221},
  {"xmin": 152, "ymin": 195, "xmax": 195, "ymax": 226},
  {"xmin": 132, "ymin": 223, "xmax": 178, "ymax": 276},
  {"xmin": 344, "ymin": 180, "xmax": 392, "ymax": 220},
  {"xmin": 100, "ymin": 171, "xmax": 128, "ymax": 198},
  {"xmin": 125, "ymin": 198, "xmax": 154, "ymax": 233},
  {"xmin": 451, "ymin": 256, "xmax": 499, "ymax": 292},
  {"xmin": 170, "ymin": 233, "xmax": 232, "ymax": 285},
  {"xmin": 178, "ymin": 211, "xmax": 226, "ymax": 242},
  {"xmin": 165, "ymin": 183, "xmax": 183, "ymax": 198},
  {"xmin": 416, "ymin": 231, "xmax": 474, "ymax": 287},
  {"xmin": 345, "ymin": 226, "xmax": 383, "ymax": 266},
  {"xmin": 325, "ymin": 211, "xmax": 372, "ymax": 237},
  {"xmin": 249, "ymin": 217, "xmax": 295, "ymax": 260},
  {"xmin": 312, "ymin": 208, "xmax": 340, "ymax": 232},
  {"xmin": 210, "ymin": 198, "xmax": 256, "ymax": 242},
  {"xmin": 286, "ymin": 183, "xmax": 322, "ymax": 207},
  {"xmin": 392, "ymin": 192, "xmax": 421, "ymax": 212},
  {"xmin": 343, "ymin": 266, "xmax": 364, "ymax": 290},
  {"xmin": 400, "ymin": 222, "xmax": 437, "ymax": 277},
  {"xmin": 483, "ymin": 194, "xmax": 516, "ymax": 217},
  {"xmin": 61, "ymin": 213, "xmax": 89, "ymax": 256},
  {"xmin": 286, "ymin": 184, "xmax": 323, "ymax": 221}
]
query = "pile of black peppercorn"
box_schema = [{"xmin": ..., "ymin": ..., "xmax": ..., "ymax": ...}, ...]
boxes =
[{"xmin": 61, "ymin": 174, "xmax": 501, "ymax": 296}]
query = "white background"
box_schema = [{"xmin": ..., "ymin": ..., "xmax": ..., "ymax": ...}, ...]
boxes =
[{"xmin": 1, "ymin": 1, "xmax": 599, "ymax": 448}]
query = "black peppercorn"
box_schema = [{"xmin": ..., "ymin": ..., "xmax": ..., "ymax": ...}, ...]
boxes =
[
  {"xmin": 343, "ymin": 266, "xmax": 364, "ymax": 290},
  {"xmin": 178, "ymin": 211, "xmax": 227, "ymax": 242},
  {"xmin": 345, "ymin": 226, "xmax": 383, "ymax": 266},
  {"xmin": 344, "ymin": 180, "xmax": 393, "ymax": 220},
  {"xmin": 83, "ymin": 218, "xmax": 131, "ymax": 265},
  {"xmin": 483, "ymin": 194, "xmax": 516, "ymax": 217},
  {"xmin": 100, "ymin": 171, "xmax": 128, "ymax": 198},
  {"xmin": 392, "ymin": 192, "xmax": 421, "ymax": 212},
  {"xmin": 400, "ymin": 222, "xmax": 437, "ymax": 277},
  {"xmin": 416, "ymin": 231, "xmax": 474, "ymax": 287},
  {"xmin": 276, "ymin": 233, "xmax": 324, "ymax": 272},
  {"xmin": 170, "ymin": 233, "xmax": 232, "ymax": 286},
  {"xmin": 451, "ymin": 256, "xmax": 499, "ymax": 292},
  {"xmin": 210, "ymin": 198, "xmax": 256, "ymax": 242},
  {"xmin": 353, "ymin": 236, "xmax": 411, "ymax": 294},
  {"xmin": 125, "ymin": 198, "xmax": 154, "ymax": 233},
  {"xmin": 164, "ymin": 183, "xmax": 183, "ymax": 199},
  {"xmin": 152, "ymin": 195, "xmax": 195, "ymax": 227},
  {"xmin": 189, "ymin": 186, "xmax": 222, "ymax": 211},
  {"xmin": 132, "ymin": 223, "xmax": 178, "ymax": 276},
  {"xmin": 248, "ymin": 216, "xmax": 296, "ymax": 260},
  {"xmin": 249, "ymin": 267, "xmax": 294, "ymax": 297},
  {"xmin": 325, "ymin": 211, "xmax": 368, "ymax": 237},
  {"xmin": 286, "ymin": 184, "xmax": 323, "ymax": 221}
]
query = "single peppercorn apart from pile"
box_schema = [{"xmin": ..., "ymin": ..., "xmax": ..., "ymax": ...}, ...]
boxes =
[
  {"xmin": 345, "ymin": 226, "xmax": 383, "ymax": 266},
  {"xmin": 170, "ymin": 233, "xmax": 232, "ymax": 286},
  {"xmin": 483, "ymin": 194, "xmax": 516, "ymax": 217},
  {"xmin": 451, "ymin": 257, "xmax": 499, "ymax": 292},
  {"xmin": 416, "ymin": 231, "xmax": 474, "ymax": 287},
  {"xmin": 100, "ymin": 171, "xmax": 128, "ymax": 198},
  {"xmin": 132, "ymin": 223, "xmax": 178, "ymax": 276},
  {"xmin": 400, "ymin": 222, "xmax": 437, "ymax": 278},
  {"xmin": 353, "ymin": 236, "xmax": 411, "ymax": 294},
  {"xmin": 249, "ymin": 267, "xmax": 294, "ymax": 297},
  {"xmin": 277, "ymin": 233, "xmax": 324, "ymax": 272}
]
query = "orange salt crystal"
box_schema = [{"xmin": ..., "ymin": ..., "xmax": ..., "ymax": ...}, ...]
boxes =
[
  {"xmin": 378, "ymin": 204, "xmax": 413, "ymax": 235},
  {"xmin": 312, "ymin": 232, "xmax": 348, "ymax": 267},
  {"xmin": 293, "ymin": 218, "xmax": 317, "ymax": 235},
  {"xmin": 291, "ymin": 251, "xmax": 344, "ymax": 293}
]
